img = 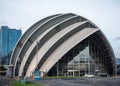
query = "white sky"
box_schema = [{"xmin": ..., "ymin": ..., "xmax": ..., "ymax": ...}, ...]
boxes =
[{"xmin": 0, "ymin": 0, "xmax": 120, "ymax": 58}]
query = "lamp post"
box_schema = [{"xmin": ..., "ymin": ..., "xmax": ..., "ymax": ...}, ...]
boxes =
[
  {"xmin": 115, "ymin": 57, "xmax": 117, "ymax": 78},
  {"xmin": 36, "ymin": 39, "xmax": 40, "ymax": 71},
  {"xmin": 33, "ymin": 38, "xmax": 41, "ymax": 80},
  {"xmin": 79, "ymin": 53, "xmax": 80, "ymax": 76},
  {"xmin": 88, "ymin": 55, "xmax": 91, "ymax": 75},
  {"xmin": 57, "ymin": 60, "xmax": 59, "ymax": 77}
]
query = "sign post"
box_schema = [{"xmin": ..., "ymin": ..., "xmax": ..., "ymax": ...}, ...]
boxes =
[{"xmin": 33, "ymin": 70, "xmax": 40, "ymax": 80}]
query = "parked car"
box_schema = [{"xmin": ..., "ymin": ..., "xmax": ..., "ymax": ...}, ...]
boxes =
[
  {"xmin": 98, "ymin": 73, "xmax": 108, "ymax": 77},
  {"xmin": 84, "ymin": 74, "xmax": 95, "ymax": 78}
]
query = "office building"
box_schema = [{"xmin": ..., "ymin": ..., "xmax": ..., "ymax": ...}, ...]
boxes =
[{"xmin": 0, "ymin": 26, "xmax": 22, "ymax": 64}]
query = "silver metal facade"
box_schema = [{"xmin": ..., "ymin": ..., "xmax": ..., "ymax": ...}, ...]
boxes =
[{"xmin": 10, "ymin": 13, "xmax": 116, "ymax": 77}]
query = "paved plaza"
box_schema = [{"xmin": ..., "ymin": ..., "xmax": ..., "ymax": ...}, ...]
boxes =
[{"xmin": 0, "ymin": 76, "xmax": 14, "ymax": 86}]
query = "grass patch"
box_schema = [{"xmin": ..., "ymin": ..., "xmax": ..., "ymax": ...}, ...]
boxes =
[
  {"xmin": 10, "ymin": 80, "xmax": 44, "ymax": 86},
  {"xmin": 45, "ymin": 76, "xmax": 84, "ymax": 79}
]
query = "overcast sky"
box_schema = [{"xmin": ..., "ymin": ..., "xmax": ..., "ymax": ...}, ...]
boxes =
[{"xmin": 0, "ymin": 0, "xmax": 120, "ymax": 58}]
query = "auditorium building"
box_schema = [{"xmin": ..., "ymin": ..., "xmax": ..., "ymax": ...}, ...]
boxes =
[{"xmin": 10, "ymin": 13, "xmax": 116, "ymax": 77}]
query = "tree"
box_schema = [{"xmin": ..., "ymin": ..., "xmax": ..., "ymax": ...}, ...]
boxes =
[{"xmin": 0, "ymin": 65, "xmax": 6, "ymax": 76}]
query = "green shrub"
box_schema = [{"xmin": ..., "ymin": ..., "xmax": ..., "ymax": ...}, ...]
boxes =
[{"xmin": 0, "ymin": 65, "xmax": 6, "ymax": 76}]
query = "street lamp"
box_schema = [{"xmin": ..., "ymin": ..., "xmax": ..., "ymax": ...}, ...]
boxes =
[
  {"xmin": 33, "ymin": 38, "xmax": 41, "ymax": 81},
  {"xmin": 115, "ymin": 57, "xmax": 117, "ymax": 78},
  {"xmin": 35, "ymin": 38, "xmax": 40, "ymax": 71}
]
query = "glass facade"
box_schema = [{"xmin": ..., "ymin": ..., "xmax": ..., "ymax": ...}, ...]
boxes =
[
  {"xmin": 48, "ymin": 37, "xmax": 108, "ymax": 76},
  {"xmin": 117, "ymin": 59, "xmax": 120, "ymax": 65},
  {"xmin": 0, "ymin": 26, "xmax": 22, "ymax": 65}
]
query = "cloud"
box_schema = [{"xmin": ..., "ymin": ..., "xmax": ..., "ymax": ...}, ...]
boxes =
[
  {"xmin": 0, "ymin": 21, "xmax": 7, "ymax": 24},
  {"xmin": 114, "ymin": 37, "xmax": 120, "ymax": 41}
]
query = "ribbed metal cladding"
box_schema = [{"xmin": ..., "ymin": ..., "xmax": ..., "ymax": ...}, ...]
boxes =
[
  {"xmin": 10, "ymin": 14, "xmax": 61, "ymax": 65},
  {"xmin": 10, "ymin": 13, "xmax": 116, "ymax": 77}
]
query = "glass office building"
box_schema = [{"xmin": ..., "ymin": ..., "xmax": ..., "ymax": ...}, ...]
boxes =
[{"xmin": 0, "ymin": 26, "xmax": 22, "ymax": 65}]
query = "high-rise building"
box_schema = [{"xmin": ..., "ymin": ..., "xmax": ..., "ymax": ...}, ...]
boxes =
[
  {"xmin": 0, "ymin": 26, "xmax": 22, "ymax": 65},
  {"xmin": 116, "ymin": 58, "xmax": 120, "ymax": 65},
  {"xmin": 116, "ymin": 58, "xmax": 120, "ymax": 75}
]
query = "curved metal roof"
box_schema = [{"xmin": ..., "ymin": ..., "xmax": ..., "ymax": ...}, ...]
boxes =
[{"xmin": 10, "ymin": 13, "xmax": 116, "ymax": 77}]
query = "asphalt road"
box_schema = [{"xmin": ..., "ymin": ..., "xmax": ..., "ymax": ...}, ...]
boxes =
[
  {"xmin": 28, "ymin": 77, "xmax": 120, "ymax": 86},
  {"xmin": 1, "ymin": 76, "xmax": 120, "ymax": 86}
]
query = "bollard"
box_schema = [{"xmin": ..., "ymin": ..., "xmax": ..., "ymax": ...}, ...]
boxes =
[
  {"xmin": 32, "ymin": 74, "xmax": 34, "ymax": 80},
  {"xmin": 19, "ymin": 76, "xmax": 25, "ymax": 85}
]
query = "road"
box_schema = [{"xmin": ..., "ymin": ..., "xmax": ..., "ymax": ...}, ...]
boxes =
[
  {"xmin": 1, "ymin": 76, "xmax": 120, "ymax": 86},
  {"xmin": 28, "ymin": 77, "xmax": 120, "ymax": 86}
]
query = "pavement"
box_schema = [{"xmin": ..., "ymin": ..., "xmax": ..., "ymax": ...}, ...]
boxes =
[
  {"xmin": 0, "ymin": 76, "xmax": 15, "ymax": 86},
  {"xmin": 1, "ymin": 76, "xmax": 120, "ymax": 86},
  {"xmin": 27, "ymin": 77, "xmax": 120, "ymax": 86}
]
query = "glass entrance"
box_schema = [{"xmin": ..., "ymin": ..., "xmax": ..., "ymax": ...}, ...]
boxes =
[{"xmin": 48, "ymin": 38, "xmax": 107, "ymax": 76}]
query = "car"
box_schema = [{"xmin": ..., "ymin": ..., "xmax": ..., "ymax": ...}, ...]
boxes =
[
  {"xmin": 84, "ymin": 74, "xmax": 95, "ymax": 78},
  {"xmin": 98, "ymin": 73, "xmax": 108, "ymax": 77}
]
